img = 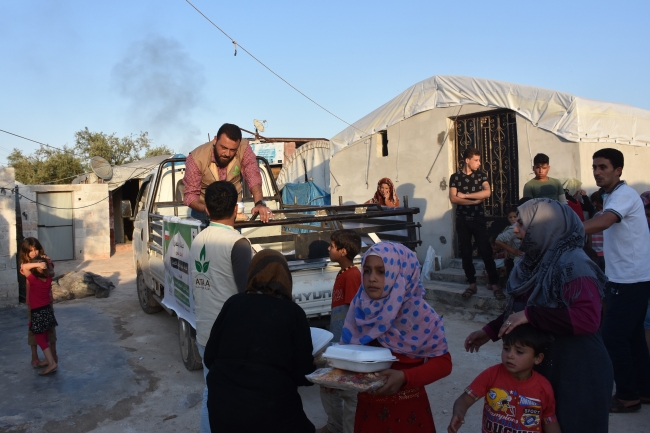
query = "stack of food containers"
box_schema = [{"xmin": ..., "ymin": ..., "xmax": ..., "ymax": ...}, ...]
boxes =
[{"xmin": 322, "ymin": 344, "xmax": 397, "ymax": 372}]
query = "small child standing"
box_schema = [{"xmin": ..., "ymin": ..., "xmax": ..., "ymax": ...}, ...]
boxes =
[
  {"xmin": 317, "ymin": 230, "xmax": 362, "ymax": 433},
  {"xmin": 341, "ymin": 242, "xmax": 452, "ymax": 433},
  {"xmin": 23, "ymin": 256, "xmax": 58, "ymax": 376},
  {"xmin": 495, "ymin": 208, "xmax": 523, "ymax": 278},
  {"xmin": 588, "ymin": 192, "xmax": 606, "ymax": 272},
  {"xmin": 20, "ymin": 237, "xmax": 57, "ymax": 368},
  {"xmin": 447, "ymin": 324, "xmax": 559, "ymax": 433},
  {"xmin": 522, "ymin": 154, "xmax": 565, "ymax": 203}
]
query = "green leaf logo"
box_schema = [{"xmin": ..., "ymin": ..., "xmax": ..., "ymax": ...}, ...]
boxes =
[{"xmin": 195, "ymin": 245, "xmax": 210, "ymax": 274}]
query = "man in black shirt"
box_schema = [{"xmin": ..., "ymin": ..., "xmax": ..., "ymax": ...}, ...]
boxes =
[{"xmin": 449, "ymin": 148, "xmax": 501, "ymax": 299}]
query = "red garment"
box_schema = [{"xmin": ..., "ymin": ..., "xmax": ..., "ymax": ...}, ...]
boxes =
[
  {"xmin": 331, "ymin": 267, "xmax": 361, "ymax": 308},
  {"xmin": 35, "ymin": 332, "xmax": 49, "ymax": 350},
  {"xmin": 566, "ymin": 199, "xmax": 584, "ymax": 221},
  {"xmin": 354, "ymin": 351, "xmax": 452, "ymax": 433},
  {"xmin": 466, "ymin": 364, "xmax": 556, "ymax": 433},
  {"xmin": 182, "ymin": 145, "xmax": 263, "ymax": 207},
  {"xmin": 26, "ymin": 274, "xmax": 52, "ymax": 309}
]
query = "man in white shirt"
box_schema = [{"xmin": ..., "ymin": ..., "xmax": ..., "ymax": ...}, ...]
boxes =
[
  {"xmin": 584, "ymin": 148, "xmax": 650, "ymax": 413},
  {"xmin": 191, "ymin": 181, "xmax": 253, "ymax": 432}
]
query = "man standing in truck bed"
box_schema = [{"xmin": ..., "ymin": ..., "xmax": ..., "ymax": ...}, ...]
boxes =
[{"xmin": 183, "ymin": 123, "xmax": 274, "ymax": 223}]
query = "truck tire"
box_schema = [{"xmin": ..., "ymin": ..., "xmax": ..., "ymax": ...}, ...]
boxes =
[
  {"xmin": 179, "ymin": 318, "xmax": 203, "ymax": 371},
  {"xmin": 137, "ymin": 268, "xmax": 162, "ymax": 314}
]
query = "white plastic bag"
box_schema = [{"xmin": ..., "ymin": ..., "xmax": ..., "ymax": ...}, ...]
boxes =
[{"xmin": 421, "ymin": 246, "xmax": 436, "ymax": 281}]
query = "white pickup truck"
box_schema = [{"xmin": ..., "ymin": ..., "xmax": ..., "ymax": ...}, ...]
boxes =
[{"xmin": 132, "ymin": 156, "xmax": 421, "ymax": 370}]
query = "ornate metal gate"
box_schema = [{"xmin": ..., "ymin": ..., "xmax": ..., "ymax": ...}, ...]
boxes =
[{"xmin": 454, "ymin": 109, "xmax": 519, "ymax": 241}]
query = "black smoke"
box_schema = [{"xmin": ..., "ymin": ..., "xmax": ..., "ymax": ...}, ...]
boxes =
[{"xmin": 111, "ymin": 36, "xmax": 205, "ymax": 145}]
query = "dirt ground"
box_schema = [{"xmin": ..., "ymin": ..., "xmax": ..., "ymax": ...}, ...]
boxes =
[{"xmin": 0, "ymin": 249, "xmax": 646, "ymax": 432}]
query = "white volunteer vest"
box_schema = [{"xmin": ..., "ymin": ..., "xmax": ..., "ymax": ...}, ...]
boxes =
[{"xmin": 191, "ymin": 222, "xmax": 250, "ymax": 346}]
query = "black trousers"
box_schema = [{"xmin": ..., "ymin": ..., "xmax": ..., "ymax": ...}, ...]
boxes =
[
  {"xmin": 455, "ymin": 216, "xmax": 499, "ymax": 285},
  {"xmin": 601, "ymin": 280, "xmax": 650, "ymax": 401}
]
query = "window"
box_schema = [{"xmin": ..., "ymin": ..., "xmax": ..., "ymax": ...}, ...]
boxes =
[{"xmin": 377, "ymin": 130, "xmax": 388, "ymax": 157}]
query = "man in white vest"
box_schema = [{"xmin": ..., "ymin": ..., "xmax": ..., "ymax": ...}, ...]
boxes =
[{"xmin": 191, "ymin": 180, "xmax": 253, "ymax": 433}]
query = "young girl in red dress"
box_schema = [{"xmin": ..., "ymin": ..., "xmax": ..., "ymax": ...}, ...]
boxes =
[
  {"xmin": 341, "ymin": 242, "xmax": 452, "ymax": 433},
  {"xmin": 22, "ymin": 255, "xmax": 58, "ymax": 375},
  {"xmin": 20, "ymin": 237, "xmax": 57, "ymax": 368}
]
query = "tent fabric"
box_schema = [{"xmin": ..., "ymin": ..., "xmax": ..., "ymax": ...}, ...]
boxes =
[
  {"xmin": 72, "ymin": 154, "xmax": 174, "ymax": 191},
  {"xmin": 281, "ymin": 181, "xmax": 331, "ymax": 234},
  {"xmin": 276, "ymin": 140, "xmax": 331, "ymax": 192},
  {"xmin": 330, "ymin": 75, "xmax": 650, "ymax": 154}
]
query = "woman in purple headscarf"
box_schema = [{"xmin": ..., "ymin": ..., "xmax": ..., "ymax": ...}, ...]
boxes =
[{"xmin": 341, "ymin": 242, "xmax": 452, "ymax": 433}]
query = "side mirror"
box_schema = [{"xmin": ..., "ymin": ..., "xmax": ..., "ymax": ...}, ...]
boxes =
[{"xmin": 121, "ymin": 200, "xmax": 133, "ymax": 218}]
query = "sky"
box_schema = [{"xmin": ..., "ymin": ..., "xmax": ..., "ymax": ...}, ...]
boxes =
[{"xmin": 1, "ymin": 0, "xmax": 649, "ymax": 164}]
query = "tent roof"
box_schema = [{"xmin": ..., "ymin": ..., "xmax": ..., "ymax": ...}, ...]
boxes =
[
  {"xmin": 72, "ymin": 154, "xmax": 173, "ymax": 191},
  {"xmin": 330, "ymin": 75, "xmax": 650, "ymax": 152}
]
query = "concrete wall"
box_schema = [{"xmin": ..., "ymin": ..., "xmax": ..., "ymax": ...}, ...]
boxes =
[
  {"xmin": 0, "ymin": 167, "xmax": 18, "ymax": 307},
  {"xmin": 330, "ymin": 104, "xmax": 650, "ymax": 265},
  {"xmin": 20, "ymin": 184, "xmax": 111, "ymax": 260}
]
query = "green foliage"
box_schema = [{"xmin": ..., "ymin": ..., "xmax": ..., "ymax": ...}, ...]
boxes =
[
  {"xmin": 8, "ymin": 127, "xmax": 174, "ymax": 184},
  {"xmin": 145, "ymin": 144, "xmax": 174, "ymax": 159},
  {"xmin": 74, "ymin": 127, "xmax": 172, "ymax": 169},
  {"xmin": 8, "ymin": 145, "xmax": 83, "ymax": 185}
]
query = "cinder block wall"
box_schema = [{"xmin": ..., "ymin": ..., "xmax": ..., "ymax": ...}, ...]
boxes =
[
  {"xmin": 0, "ymin": 167, "xmax": 18, "ymax": 307},
  {"xmin": 21, "ymin": 184, "xmax": 110, "ymax": 260}
]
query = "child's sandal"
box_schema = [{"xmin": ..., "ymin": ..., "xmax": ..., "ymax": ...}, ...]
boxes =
[{"xmin": 493, "ymin": 289, "xmax": 506, "ymax": 300}]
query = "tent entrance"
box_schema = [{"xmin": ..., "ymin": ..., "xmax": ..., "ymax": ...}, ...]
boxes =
[{"xmin": 453, "ymin": 109, "xmax": 520, "ymax": 255}]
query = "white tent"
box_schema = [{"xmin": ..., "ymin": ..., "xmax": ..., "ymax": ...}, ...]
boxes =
[
  {"xmin": 331, "ymin": 75, "xmax": 650, "ymax": 153},
  {"xmin": 276, "ymin": 140, "xmax": 331, "ymax": 191},
  {"xmin": 72, "ymin": 154, "xmax": 173, "ymax": 191}
]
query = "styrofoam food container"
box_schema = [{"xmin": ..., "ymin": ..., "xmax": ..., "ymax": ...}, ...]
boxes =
[
  {"xmin": 310, "ymin": 327, "xmax": 334, "ymax": 355},
  {"xmin": 323, "ymin": 344, "xmax": 397, "ymax": 373}
]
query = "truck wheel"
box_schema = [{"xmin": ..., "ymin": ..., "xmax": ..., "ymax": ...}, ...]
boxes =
[
  {"xmin": 137, "ymin": 268, "xmax": 162, "ymax": 314},
  {"xmin": 179, "ymin": 318, "xmax": 203, "ymax": 371}
]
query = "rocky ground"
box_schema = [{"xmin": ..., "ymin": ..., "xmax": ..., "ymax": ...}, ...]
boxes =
[{"xmin": 0, "ymin": 249, "xmax": 646, "ymax": 432}]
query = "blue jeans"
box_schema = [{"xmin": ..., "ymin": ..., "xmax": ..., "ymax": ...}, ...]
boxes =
[
  {"xmin": 601, "ymin": 281, "xmax": 650, "ymax": 401},
  {"xmin": 191, "ymin": 209, "xmax": 209, "ymax": 226},
  {"xmin": 196, "ymin": 343, "xmax": 211, "ymax": 433}
]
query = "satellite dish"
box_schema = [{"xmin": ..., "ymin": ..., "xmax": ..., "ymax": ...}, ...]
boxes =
[
  {"xmin": 90, "ymin": 156, "xmax": 113, "ymax": 181},
  {"xmin": 253, "ymin": 119, "xmax": 266, "ymax": 133}
]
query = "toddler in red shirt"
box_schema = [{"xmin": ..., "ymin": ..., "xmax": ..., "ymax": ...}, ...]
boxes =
[
  {"xmin": 317, "ymin": 229, "xmax": 362, "ymax": 433},
  {"xmin": 448, "ymin": 324, "xmax": 559, "ymax": 433}
]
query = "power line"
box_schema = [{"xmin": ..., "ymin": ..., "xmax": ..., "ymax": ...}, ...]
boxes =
[
  {"xmin": 0, "ymin": 128, "xmax": 86, "ymax": 157},
  {"xmin": 0, "ymin": 156, "xmax": 170, "ymax": 209},
  {"xmin": 184, "ymin": 0, "xmax": 367, "ymax": 136}
]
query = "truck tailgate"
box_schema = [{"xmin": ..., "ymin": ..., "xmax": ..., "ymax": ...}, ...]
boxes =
[{"xmin": 292, "ymin": 266, "xmax": 346, "ymax": 318}]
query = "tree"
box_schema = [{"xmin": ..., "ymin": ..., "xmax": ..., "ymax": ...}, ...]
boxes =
[
  {"xmin": 8, "ymin": 128, "xmax": 174, "ymax": 184},
  {"xmin": 145, "ymin": 144, "xmax": 174, "ymax": 159},
  {"xmin": 74, "ymin": 128, "xmax": 173, "ymax": 169},
  {"xmin": 8, "ymin": 145, "xmax": 83, "ymax": 185}
]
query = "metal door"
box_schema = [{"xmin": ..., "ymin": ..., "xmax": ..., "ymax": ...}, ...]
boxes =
[
  {"xmin": 37, "ymin": 192, "xmax": 74, "ymax": 260},
  {"xmin": 454, "ymin": 109, "xmax": 519, "ymax": 241}
]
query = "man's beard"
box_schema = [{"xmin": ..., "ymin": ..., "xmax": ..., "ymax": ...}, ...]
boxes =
[{"xmin": 215, "ymin": 155, "xmax": 234, "ymax": 168}]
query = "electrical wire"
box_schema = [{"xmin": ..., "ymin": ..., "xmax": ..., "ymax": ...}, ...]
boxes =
[
  {"xmin": 0, "ymin": 165, "xmax": 159, "ymax": 209},
  {"xmin": 184, "ymin": 0, "xmax": 368, "ymax": 136},
  {"xmin": 0, "ymin": 128, "xmax": 85, "ymax": 157}
]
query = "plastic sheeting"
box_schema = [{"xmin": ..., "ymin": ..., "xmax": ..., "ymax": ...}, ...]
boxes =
[
  {"xmin": 72, "ymin": 154, "xmax": 175, "ymax": 191},
  {"xmin": 276, "ymin": 140, "xmax": 331, "ymax": 192},
  {"xmin": 330, "ymin": 75, "xmax": 650, "ymax": 154},
  {"xmin": 281, "ymin": 181, "xmax": 331, "ymax": 233}
]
